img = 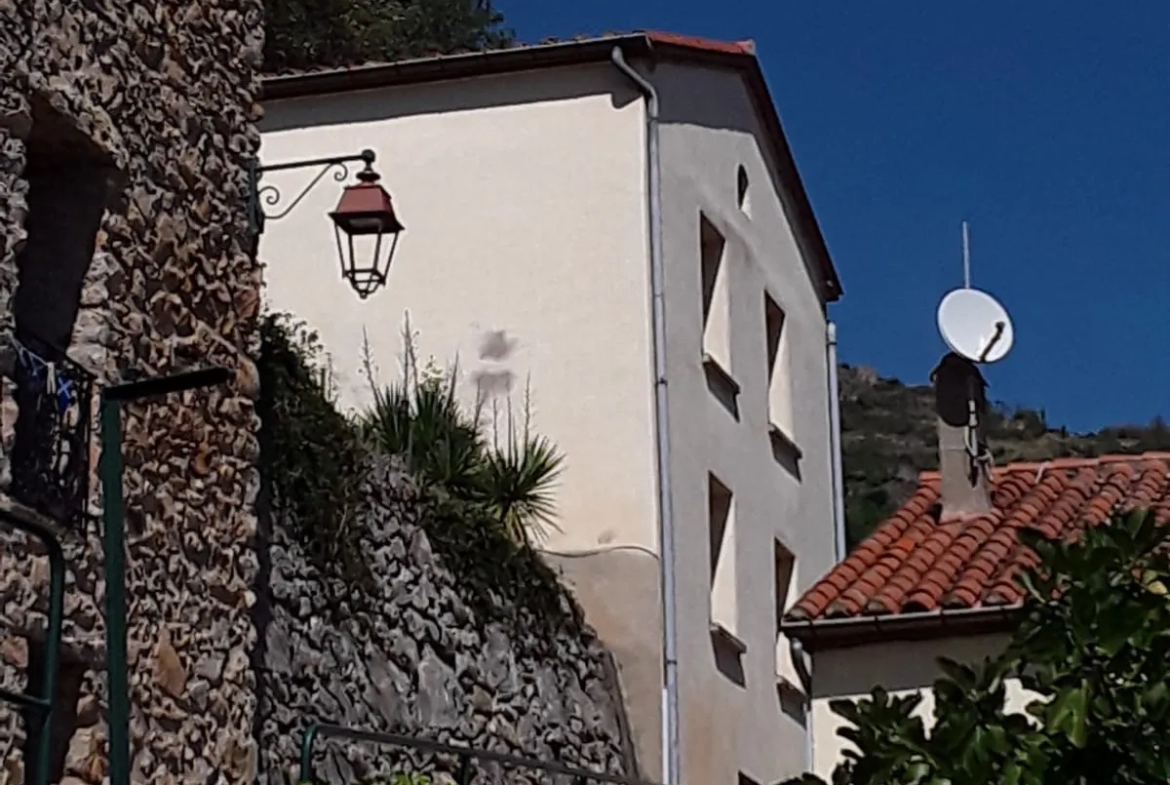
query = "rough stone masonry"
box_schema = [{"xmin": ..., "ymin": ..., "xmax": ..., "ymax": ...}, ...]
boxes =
[
  {"xmin": 257, "ymin": 459, "xmax": 637, "ymax": 785},
  {"xmin": 0, "ymin": 4, "xmax": 637, "ymax": 785},
  {"xmin": 0, "ymin": 1, "xmax": 266, "ymax": 783}
]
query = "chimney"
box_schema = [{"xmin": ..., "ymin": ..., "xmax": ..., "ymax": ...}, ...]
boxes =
[{"xmin": 931, "ymin": 352, "xmax": 992, "ymax": 519}]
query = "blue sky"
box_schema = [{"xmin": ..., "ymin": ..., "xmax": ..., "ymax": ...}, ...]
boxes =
[{"xmin": 499, "ymin": 1, "xmax": 1170, "ymax": 433}]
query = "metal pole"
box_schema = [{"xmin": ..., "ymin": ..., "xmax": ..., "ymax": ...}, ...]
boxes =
[
  {"xmin": 99, "ymin": 396, "xmax": 130, "ymax": 785},
  {"xmin": 98, "ymin": 366, "xmax": 229, "ymax": 785},
  {"xmin": 609, "ymin": 47, "xmax": 680, "ymax": 785},
  {"xmin": 34, "ymin": 522, "xmax": 64, "ymax": 785}
]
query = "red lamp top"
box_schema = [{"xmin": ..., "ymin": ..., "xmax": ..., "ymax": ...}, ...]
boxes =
[{"xmin": 329, "ymin": 168, "xmax": 404, "ymax": 234}]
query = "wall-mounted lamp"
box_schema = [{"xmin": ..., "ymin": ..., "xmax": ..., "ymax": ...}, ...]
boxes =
[{"xmin": 246, "ymin": 148, "xmax": 405, "ymax": 298}]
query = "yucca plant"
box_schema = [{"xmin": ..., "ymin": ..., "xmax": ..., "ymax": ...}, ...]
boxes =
[
  {"xmin": 474, "ymin": 393, "xmax": 564, "ymax": 545},
  {"xmin": 358, "ymin": 319, "xmax": 564, "ymax": 544}
]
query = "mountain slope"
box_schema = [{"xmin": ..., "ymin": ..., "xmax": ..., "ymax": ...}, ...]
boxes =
[{"xmin": 839, "ymin": 363, "xmax": 1170, "ymax": 547}]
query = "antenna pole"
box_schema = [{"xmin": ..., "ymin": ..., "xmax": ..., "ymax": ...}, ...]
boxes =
[
  {"xmin": 961, "ymin": 221, "xmax": 971, "ymax": 288},
  {"xmin": 964, "ymin": 221, "xmax": 973, "ymax": 288}
]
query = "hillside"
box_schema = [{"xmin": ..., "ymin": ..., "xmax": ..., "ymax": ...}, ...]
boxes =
[{"xmin": 839, "ymin": 363, "xmax": 1170, "ymax": 547}]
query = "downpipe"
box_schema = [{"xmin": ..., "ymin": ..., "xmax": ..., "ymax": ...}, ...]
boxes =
[
  {"xmin": 610, "ymin": 46, "xmax": 681, "ymax": 785},
  {"xmin": 827, "ymin": 322, "xmax": 846, "ymax": 561}
]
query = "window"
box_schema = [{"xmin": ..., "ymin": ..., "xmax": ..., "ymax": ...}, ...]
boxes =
[
  {"xmin": 699, "ymin": 214, "xmax": 731, "ymax": 368},
  {"xmin": 15, "ymin": 97, "xmax": 113, "ymax": 361},
  {"xmin": 764, "ymin": 293, "xmax": 791, "ymax": 429},
  {"xmin": 8, "ymin": 98, "xmax": 113, "ymax": 523},
  {"xmin": 773, "ymin": 540, "xmax": 800, "ymax": 688},
  {"xmin": 708, "ymin": 474, "xmax": 737, "ymax": 635},
  {"xmin": 700, "ymin": 215, "xmax": 739, "ymax": 417},
  {"xmin": 736, "ymin": 165, "xmax": 751, "ymax": 215}
]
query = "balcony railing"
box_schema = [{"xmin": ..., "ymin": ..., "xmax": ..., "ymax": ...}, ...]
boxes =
[{"xmin": 7, "ymin": 339, "xmax": 94, "ymax": 528}]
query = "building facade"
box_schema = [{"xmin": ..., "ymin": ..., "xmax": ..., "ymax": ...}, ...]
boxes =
[
  {"xmin": 260, "ymin": 33, "xmax": 844, "ymax": 785},
  {"xmin": 785, "ymin": 441, "xmax": 1170, "ymax": 777},
  {"xmin": 0, "ymin": 2, "xmax": 264, "ymax": 783}
]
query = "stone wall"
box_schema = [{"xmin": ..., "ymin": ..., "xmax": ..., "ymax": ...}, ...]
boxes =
[
  {"xmin": 256, "ymin": 458, "xmax": 638, "ymax": 785},
  {"xmin": 0, "ymin": 2, "xmax": 264, "ymax": 785}
]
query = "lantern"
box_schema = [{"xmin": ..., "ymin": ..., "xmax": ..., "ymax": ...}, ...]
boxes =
[{"xmin": 329, "ymin": 165, "xmax": 405, "ymax": 298}]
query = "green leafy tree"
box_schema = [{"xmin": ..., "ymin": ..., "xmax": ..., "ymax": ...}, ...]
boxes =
[
  {"xmin": 788, "ymin": 509, "xmax": 1170, "ymax": 785},
  {"xmin": 263, "ymin": 0, "xmax": 513, "ymax": 73}
]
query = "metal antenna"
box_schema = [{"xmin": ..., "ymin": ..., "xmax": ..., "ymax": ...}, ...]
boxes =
[{"xmin": 961, "ymin": 220, "xmax": 972, "ymax": 288}]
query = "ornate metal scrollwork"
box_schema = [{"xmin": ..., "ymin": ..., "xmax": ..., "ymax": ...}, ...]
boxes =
[
  {"xmin": 245, "ymin": 149, "xmax": 376, "ymax": 238},
  {"xmin": 255, "ymin": 159, "xmax": 354, "ymax": 222}
]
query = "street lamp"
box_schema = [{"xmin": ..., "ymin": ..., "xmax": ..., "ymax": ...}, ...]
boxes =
[
  {"xmin": 329, "ymin": 162, "xmax": 405, "ymax": 299},
  {"xmin": 246, "ymin": 148, "xmax": 405, "ymax": 298}
]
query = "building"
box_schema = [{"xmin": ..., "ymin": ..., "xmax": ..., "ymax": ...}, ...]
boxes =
[
  {"xmin": 781, "ymin": 358, "xmax": 1170, "ymax": 776},
  {"xmin": 0, "ymin": 2, "xmax": 264, "ymax": 783},
  {"xmin": 260, "ymin": 32, "xmax": 845, "ymax": 785}
]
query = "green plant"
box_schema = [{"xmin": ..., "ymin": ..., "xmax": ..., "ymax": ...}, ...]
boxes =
[
  {"xmin": 258, "ymin": 313, "xmax": 579, "ymax": 637},
  {"xmin": 258, "ymin": 313, "xmax": 369, "ymax": 579},
  {"xmin": 357, "ymin": 320, "xmax": 564, "ymax": 545},
  {"xmin": 786, "ymin": 508, "xmax": 1170, "ymax": 785}
]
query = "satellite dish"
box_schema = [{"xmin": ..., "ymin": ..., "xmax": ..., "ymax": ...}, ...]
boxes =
[{"xmin": 937, "ymin": 288, "xmax": 1014, "ymax": 363}]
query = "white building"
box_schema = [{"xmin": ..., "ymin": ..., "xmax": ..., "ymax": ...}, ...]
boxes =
[{"xmin": 260, "ymin": 31, "xmax": 845, "ymax": 785}]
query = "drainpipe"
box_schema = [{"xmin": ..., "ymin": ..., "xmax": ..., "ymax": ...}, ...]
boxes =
[
  {"xmin": 610, "ymin": 46, "xmax": 681, "ymax": 785},
  {"xmin": 827, "ymin": 322, "xmax": 846, "ymax": 561},
  {"xmin": 789, "ymin": 638, "xmax": 814, "ymax": 770}
]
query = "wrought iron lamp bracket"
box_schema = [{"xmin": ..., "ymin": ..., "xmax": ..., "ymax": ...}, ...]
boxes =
[{"xmin": 246, "ymin": 149, "xmax": 376, "ymax": 236}]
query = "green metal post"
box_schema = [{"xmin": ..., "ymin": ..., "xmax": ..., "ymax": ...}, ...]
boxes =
[
  {"xmin": 0, "ymin": 513, "xmax": 66, "ymax": 785},
  {"xmin": 99, "ymin": 395, "xmax": 130, "ymax": 785},
  {"xmin": 298, "ymin": 723, "xmax": 321, "ymax": 783},
  {"xmin": 97, "ymin": 366, "xmax": 229, "ymax": 785},
  {"xmin": 32, "ymin": 522, "xmax": 63, "ymax": 785}
]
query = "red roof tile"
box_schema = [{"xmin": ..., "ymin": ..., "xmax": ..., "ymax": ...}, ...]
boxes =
[{"xmin": 787, "ymin": 453, "xmax": 1170, "ymax": 622}]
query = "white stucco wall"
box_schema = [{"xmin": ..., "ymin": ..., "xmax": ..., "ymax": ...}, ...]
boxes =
[
  {"xmin": 259, "ymin": 64, "xmax": 659, "ymax": 555},
  {"xmin": 653, "ymin": 61, "xmax": 837, "ymax": 785},
  {"xmin": 260, "ymin": 55, "xmax": 839, "ymax": 785},
  {"xmin": 810, "ymin": 634, "xmax": 1037, "ymax": 777}
]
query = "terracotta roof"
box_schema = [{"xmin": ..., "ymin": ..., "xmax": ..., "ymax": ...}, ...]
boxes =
[
  {"xmin": 260, "ymin": 31, "xmax": 842, "ymax": 302},
  {"xmin": 787, "ymin": 453, "xmax": 1170, "ymax": 629}
]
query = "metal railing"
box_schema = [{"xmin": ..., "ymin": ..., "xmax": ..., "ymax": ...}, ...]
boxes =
[
  {"xmin": 0, "ymin": 509, "xmax": 65, "ymax": 785},
  {"xmin": 298, "ymin": 724, "xmax": 658, "ymax": 785},
  {"xmin": 8, "ymin": 339, "xmax": 94, "ymax": 529}
]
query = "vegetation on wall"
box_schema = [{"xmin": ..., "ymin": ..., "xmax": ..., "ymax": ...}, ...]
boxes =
[
  {"xmin": 257, "ymin": 313, "xmax": 577, "ymax": 631},
  {"xmin": 259, "ymin": 314, "xmax": 369, "ymax": 575},
  {"xmin": 840, "ymin": 364, "xmax": 1170, "ymax": 547},
  {"xmin": 357, "ymin": 324, "xmax": 564, "ymax": 545},
  {"xmin": 786, "ymin": 509, "xmax": 1170, "ymax": 785},
  {"xmin": 262, "ymin": 0, "xmax": 513, "ymax": 73}
]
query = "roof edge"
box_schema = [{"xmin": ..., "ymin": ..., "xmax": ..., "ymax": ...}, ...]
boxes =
[
  {"xmin": 781, "ymin": 604, "xmax": 1022, "ymax": 652},
  {"xmin": 260, "ymin": 32, "xmax": 843, "ymax": 302},
  {"xmin": 261, "ymin": 35, "xmax": 656, "ymax": 101}
]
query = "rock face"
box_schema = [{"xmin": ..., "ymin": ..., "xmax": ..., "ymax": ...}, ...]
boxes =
[
  {"xmin": 256, "ymin": 458, "xmax": 638, "ymax": 785},
  {"xmin": 0, "ymin": 2, "xmax": 264, "ymax": 784}
]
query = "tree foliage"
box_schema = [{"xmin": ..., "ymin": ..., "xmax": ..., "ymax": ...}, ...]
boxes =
[
  {"xmin": 789, "ymin": 509, "xmax": 1170, "ymax": 785},
  {"xmin": 263, "ymin": 0, "xmax": 513, "ymax": 73}
]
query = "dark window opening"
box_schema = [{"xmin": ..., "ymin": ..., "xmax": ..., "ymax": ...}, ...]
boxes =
[
  {"xmin": 15, "ymin": 98, "xmax": 114, "ymax": 361},
  {"xmin": 8, "ymin": 97, "xmax": 111, "ymax": 525}
]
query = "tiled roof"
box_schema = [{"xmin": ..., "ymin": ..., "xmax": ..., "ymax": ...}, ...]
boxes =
[{"xmin": 787, "ymin": 453, "xmax": 1170, "ymax": 623}]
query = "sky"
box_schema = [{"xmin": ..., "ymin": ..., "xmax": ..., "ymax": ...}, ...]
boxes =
[{"xmin": 497, "ymin": 1, "xmax": 1170, "ymax": 433}]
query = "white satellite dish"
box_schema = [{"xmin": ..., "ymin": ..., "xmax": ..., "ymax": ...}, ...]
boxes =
[{"xmin": 937, "ymin": 287, "xmax": 1014, "ymax": 363}]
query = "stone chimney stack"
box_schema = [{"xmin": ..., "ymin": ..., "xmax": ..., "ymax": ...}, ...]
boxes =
[{"xmin": 931, "ymin": 352, "xmax": 992, "ymax": 519}]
